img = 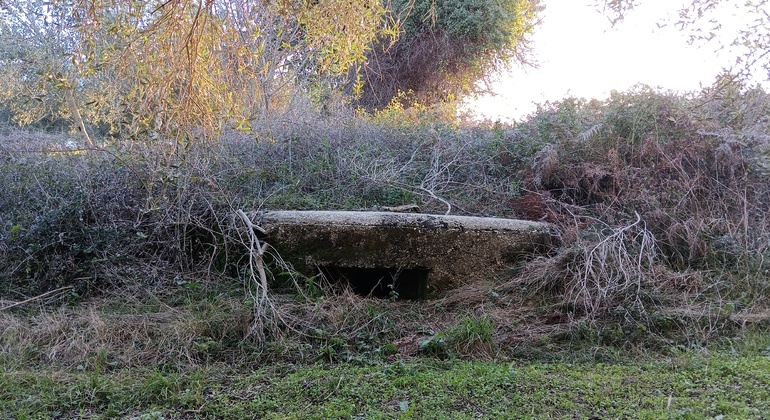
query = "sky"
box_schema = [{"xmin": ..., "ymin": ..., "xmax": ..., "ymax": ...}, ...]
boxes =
[{"xmin": 468, "ymin": 0, "xmax": 758, "ymax": 122}]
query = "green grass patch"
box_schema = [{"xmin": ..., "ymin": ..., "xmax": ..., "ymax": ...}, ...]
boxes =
[{"xmin": 3, "ymin": 350, "xmax": 770, "ymax": 419}]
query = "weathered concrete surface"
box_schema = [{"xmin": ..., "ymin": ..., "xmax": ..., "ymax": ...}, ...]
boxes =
[{"xmin": 257, "ymin": 210, "xmax": 557, "ymax": 296}]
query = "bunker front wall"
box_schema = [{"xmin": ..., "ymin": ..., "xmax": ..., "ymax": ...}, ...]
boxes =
[{"xmin": 262, "ymin": 220, "xmax": 554, "ymax": 294}]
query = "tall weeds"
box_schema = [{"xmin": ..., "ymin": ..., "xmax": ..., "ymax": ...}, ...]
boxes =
[
  {"xmin": 1, "ymin": 82, "xmax": 770, "ymax": 364},
  {"xmin": 512, "ymin": 83, "xmax": 770, "ymax": 337}
]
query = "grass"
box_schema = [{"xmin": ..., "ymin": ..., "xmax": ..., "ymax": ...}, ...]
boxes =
[
  {"xmin": 3, "ymin": 348, "xmax": 770, "ymax": 418},
  {"xmin": 2, "ymin": 287, "xmax": 770, "ymax": 418}
]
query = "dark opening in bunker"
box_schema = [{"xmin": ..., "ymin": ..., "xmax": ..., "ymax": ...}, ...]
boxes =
[{"xmin": 320, "ymin": 266, "xmax": 429, "ymax": 300}]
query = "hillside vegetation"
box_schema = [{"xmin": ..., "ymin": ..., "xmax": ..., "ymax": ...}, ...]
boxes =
[{"xmin": 2, "ymin": 81, "xmax": 770, "ymax": 416}]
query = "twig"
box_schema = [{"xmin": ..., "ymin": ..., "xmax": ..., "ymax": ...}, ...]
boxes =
[
  {"xmin": 236, "ymin": 209, "xmax": 271, "ymax": 340},
  {"xmin": 0, "ymin": 286, "xmax": 74, "ymax": 311}
]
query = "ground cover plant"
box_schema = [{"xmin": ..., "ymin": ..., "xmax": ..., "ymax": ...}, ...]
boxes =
[
  {"xmin": 2, "ymin": 80, "xmax": 770, "ymax": 417},
  {"xmin": 4, "ymin": 347, "xmax": 770, "ymax": 418}
]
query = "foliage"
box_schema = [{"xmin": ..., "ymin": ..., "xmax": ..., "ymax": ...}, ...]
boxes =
[
  {"xmin": 352, "ymin": 0, "xmax": 543, "ymax": 110},
  {"xmin": 0, "ymin": 0, "xmax": 88, "ymax": 138},
  {"xmin": 0, "ymin": 104, "xmax": 532, "ymax": 302},
  {"xmin": 0, "ymin": 0, "xmax": 540, "ymax": 139},
  {"xmin": 0, "ymin": 0, "xmax": 394, "ymax": 144},
  {"xmin": 509, "ymin": 81, "xmax": 770, "ymax": 338}
]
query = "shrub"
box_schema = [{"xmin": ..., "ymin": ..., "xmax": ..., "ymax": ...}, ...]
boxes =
[{"xmin": 511, "ymin": 82, "xmax": 770, "ymax": 335}]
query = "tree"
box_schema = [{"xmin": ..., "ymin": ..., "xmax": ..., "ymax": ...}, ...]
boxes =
[
  {"xmin": 351, "ymin": 0, "xmax": 543, "ymax": 111},
  {"xmin": 601, "ymin": 0, "xmax": 770, "ymax": 84},
  {"xmin": 0, "ymin": 0, "xmax": 394, "ymax": 145},
  {"xmin": 0, "ymin": 0, "xmax": 94, "ymax": 145},
  {"xmin": 0, "ymin": 0, "xmax": 542, "ymax": 137}
]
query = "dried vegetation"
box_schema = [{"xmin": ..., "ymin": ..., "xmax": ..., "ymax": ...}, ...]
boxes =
[
  {"xmin": 2, "ymin": 82, "xmax": 770, "ymax": 368},
  {"xmin": 510, "ymin": 83, "xmax": 770, "ymax": 345}
]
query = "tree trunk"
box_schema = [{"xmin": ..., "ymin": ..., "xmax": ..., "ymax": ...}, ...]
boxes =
[{"xmin": 64, "ymin": 87, "xmax": 94, "ymax": 147}]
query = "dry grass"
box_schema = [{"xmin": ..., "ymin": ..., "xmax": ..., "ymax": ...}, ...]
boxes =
[
  {"xmin": 2, "ymin": 83, "xmax": 770, "ymax": 368},
  {"xmin": 503, "ymin": 83, "xmax": 770, "ymax": 342},
  {"xmin": 0, "ymin": 298, "xmax": 251, "ymax": 369}
]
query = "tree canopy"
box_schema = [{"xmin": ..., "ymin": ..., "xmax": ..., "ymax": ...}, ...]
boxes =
[
  {"xmin": 1, "ymin": 0, "xmax": 765, "ymax": 144},
  {"xmin": 0, "ymin": 0, "xmax": 393, "ymax": 143},
  {"xmin": 353, "ymin": 0, "xmax": 543, "ymax": 110},
  {"xmin": 0, "ymin": 0, "xmax": 544, "ymax": 140}
]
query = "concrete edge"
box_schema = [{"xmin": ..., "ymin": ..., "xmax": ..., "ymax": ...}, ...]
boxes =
[{"xmin": 260, "ymin": 210, "xmax": 554, "ymax": 232}]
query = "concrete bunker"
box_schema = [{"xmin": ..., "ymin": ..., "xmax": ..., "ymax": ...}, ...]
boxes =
[{"xmin": 257, "ymin": 210, "xmax": 556, "ymax": 299}]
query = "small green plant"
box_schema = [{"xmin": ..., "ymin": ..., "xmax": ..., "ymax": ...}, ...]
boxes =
[
  {"xmin": 418, "ymin": 333, "xmax": 449, "ymax": 358},
  {"xmin": 387, "ymin": 281, "xmax": 399, "ymax": 302},
  {"xmin": 140, "ymin": 370, "xmax": 182, "ymax": 404},
  {"xmin": 445, "ymin": 315, "xmax": 496, "ymax": 357},
  {"xmin": 301, "ymin": 273, "xmax": 324, "ymax": 300}
]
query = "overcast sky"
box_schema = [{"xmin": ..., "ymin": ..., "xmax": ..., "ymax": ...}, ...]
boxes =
[{"xmin": 468, "ymin": 0, "xmax": 758, "ymax": 122}]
